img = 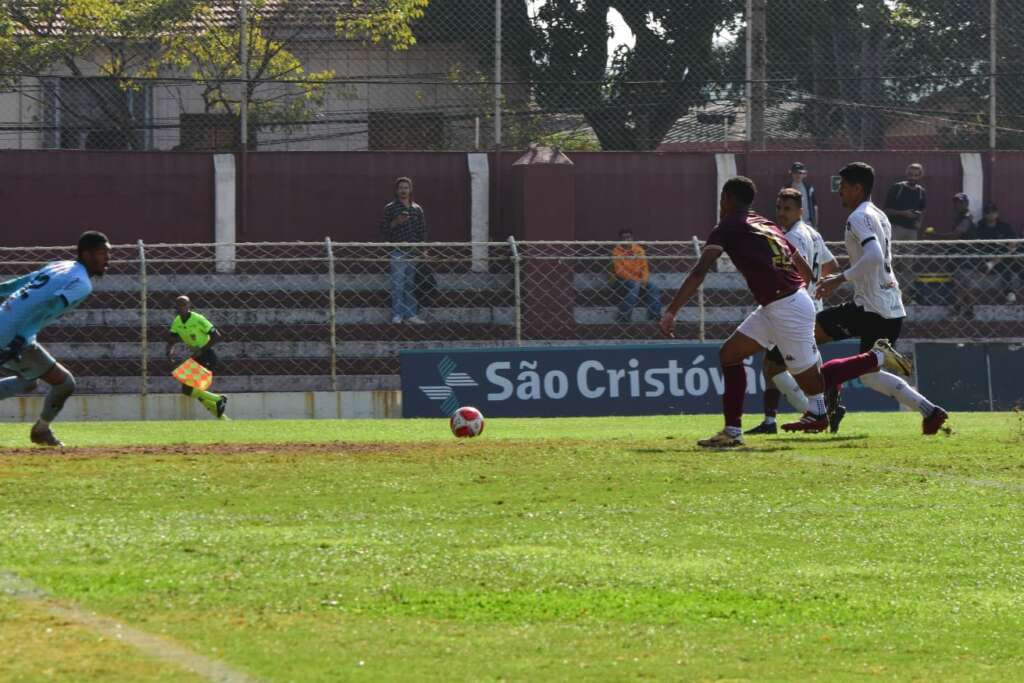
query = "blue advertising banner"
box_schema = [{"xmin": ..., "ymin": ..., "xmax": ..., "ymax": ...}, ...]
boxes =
[{"xmin": 400, "ymin": 342, "xmax": 898, "ymax": 418}]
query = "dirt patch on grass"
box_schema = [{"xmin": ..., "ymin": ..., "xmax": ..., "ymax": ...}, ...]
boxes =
[{"xmin": 0, "ymin": 441, "xmax": 437, "ymax": 460}]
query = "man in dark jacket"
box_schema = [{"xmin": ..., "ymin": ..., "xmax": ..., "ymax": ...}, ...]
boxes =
[
  {"xmin": 380, "ymin": 176, "xmax": 427, "ymax": 324},
  {"xmin": 969, "ymin": 202, "xmax": 1021, "ymax": 303}
]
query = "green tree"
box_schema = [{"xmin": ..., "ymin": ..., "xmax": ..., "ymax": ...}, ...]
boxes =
[
  {"xmin": 0, "ymin": 0, "xmax": 195, "ymax": 148},
  {"xmin": 159, "ymin": 0, "xmax": 337, "ymax": 137},
  {"xmin": 530, "ymin": 0, "xmax": 742, "ymax": 150}
]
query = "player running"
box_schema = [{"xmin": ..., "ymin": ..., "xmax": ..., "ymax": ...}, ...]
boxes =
[
  {"xmin": 660, "ymin": 177, "xmax": 911, "ymax": 448},
  {"xmin": 166, "ymin": 295, "xmax": 228, "ymax": 419},
  {"xmin": 0, "ymin": 231, "xmax": 110, "ymax": 447},
  {"xmin": 781, "ymin": 162, "xmax": 948, "ymax": 435},
  {"xmin": 747, "ymin": 188, "xmax": 840, "ymax": 435}
]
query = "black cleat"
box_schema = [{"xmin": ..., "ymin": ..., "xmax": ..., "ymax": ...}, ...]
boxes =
[
  {"xmin": 216, "ymin": 396, "xmax": 228, "ymax": 419},
  {"xmin": 829, "ymin": 404, "xmax": 847, "ymax": 434},
  {"xmin": 744, "ymin": 420, "xmax": 778, "ymax": 435},
  {"xmin": 30, "ymin": 423, "xmax": 64, "ymax": 448}
]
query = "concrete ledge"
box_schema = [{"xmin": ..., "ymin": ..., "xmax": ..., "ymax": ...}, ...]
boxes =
[{"xmin": 0, "ymin": 391, "xmax": 402, "ymax": 422}]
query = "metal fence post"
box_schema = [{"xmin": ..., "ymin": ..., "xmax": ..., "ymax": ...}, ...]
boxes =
[
  {"xmin": 138, "ymin": 239, "xmax": 149, "ymax": 404},
  {"xmin": 692, "ymin": 236, "xmax": 705, "ymax": 342},
  {"xmin": 326, "ymin": 238, "xmax": 337, "ymax": 392},
  {"xmin": 507, "ymin": 236, "xmax": 522, "ymax": 345}
]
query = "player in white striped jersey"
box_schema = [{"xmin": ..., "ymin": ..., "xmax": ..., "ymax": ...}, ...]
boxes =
[
  {"xmin": 0, "ymin": 231, "xmax": 110, "ymax": 446},
  {"xmin": 747, "ymin": 188, "xmax": 841, "ymax": 434},
  {"xmin": 785, "ymin": 163, "xmax": 948, "ymax": 435}
]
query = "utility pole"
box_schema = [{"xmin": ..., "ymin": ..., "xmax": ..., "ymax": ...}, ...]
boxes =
[
  {"xmin": 746, "ymin": 0, "xmax": 767, "ymax": 151},
  {"xmin": 494, "ymin": 0, "xmax": 503, "ymax": 149},
  {"xmin": 990, "ymin": 0, "xmax": 997, "ymax": 150}
]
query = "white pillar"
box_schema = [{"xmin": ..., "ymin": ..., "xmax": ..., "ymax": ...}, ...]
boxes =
[
  {"xmin": 714, "ymin": 153, "xmax": 738, "ymax": 221},
  {"xmin": 713, "ymin": 153, "xmax": 738, "ymax": 272},
  {"xmin": 468, "ymin": 152, "xmax": 490, "ymax": 272},
  {"xmin": 213, "ymin": 154, "xmax": 237, "ymax": 273},
  {"xmin": 961, "ymin": 152, "xmax": 984, "ymax": 222}
]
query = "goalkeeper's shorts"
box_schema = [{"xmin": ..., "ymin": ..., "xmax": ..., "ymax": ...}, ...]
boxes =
[{"xmin": 1, "ymin": 343, "xmax": 57, "ymax": 381}]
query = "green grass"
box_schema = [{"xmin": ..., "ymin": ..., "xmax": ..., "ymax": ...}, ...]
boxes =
[{"xmin": 2, "ymin": 413, "xmax": 1024, "ymax": 681}]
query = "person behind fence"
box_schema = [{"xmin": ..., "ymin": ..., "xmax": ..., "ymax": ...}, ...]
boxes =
[
  {"xmin": 380, "ymin": 176, "xmax": 427, "ymax": 325},
  {"xmin": 883, "ymin": 163, "xmax": 926, "ymax": 241},
  {"xmin": 611, "ymin": 230, "xmax": 662, "ymax": 323},
  {"xmin": 969, "ymin": 202, "xmax": 1021, "ymax": 304},
  {"xmin": 0, "ymin": 230, "xmax": 110, "ymax": 447},
  {"xmin": 787, "ymin": 162, "xmax": 818, "ymax": 226},
  {"xmin": 166, "ymin": 295, "xmax": 227, "ymax": 419}
]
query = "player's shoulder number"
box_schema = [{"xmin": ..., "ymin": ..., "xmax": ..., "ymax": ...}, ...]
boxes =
[{"xmin": 15, "ymin": 272, "xmax": 51, "ymax": 300}]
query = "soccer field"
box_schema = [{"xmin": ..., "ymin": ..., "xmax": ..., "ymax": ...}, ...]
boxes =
[{"xmin": 2, "ymin": 414, "xmax": 1023, "ymax": 682}]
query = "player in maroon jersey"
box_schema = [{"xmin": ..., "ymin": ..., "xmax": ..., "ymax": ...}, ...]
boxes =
[{"xmin": 659, "ymin": 177, "xmax": 912, "ymax": 448}]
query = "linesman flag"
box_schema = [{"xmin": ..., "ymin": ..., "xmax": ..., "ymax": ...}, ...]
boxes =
[{"xmin": 172, "ymin": 358, "xmax": 213, "ymax": 391}]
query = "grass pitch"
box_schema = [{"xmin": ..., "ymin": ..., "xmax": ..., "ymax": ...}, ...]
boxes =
[{"xmin": 2, "ymin": 413, "xmax": 1024, "ymax": 682}]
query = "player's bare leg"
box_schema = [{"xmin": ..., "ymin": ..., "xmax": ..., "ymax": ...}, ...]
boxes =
[
  {"xmin": 698, "ymin": 332, "xmax": 764, "ymax": 448},
  {"xmin": 30, "ymin": 364, "xmax": 76, "ymax": 447}
]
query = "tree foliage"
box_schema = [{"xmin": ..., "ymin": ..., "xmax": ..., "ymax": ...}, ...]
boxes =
[{"xmin": 530, "ymin": 0, "xmax": 741, "ymax": 151}]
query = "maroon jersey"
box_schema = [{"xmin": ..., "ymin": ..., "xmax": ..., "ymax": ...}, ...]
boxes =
[{"xmin": 706, "ymin": 211, "xmax": 804, "ymax": 306}]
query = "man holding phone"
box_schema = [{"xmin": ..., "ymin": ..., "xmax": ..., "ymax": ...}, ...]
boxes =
[
  {"xmin": 883, "ymin": 163, "xmax": 926, "ymax": 241},
  {"xmin": 380, "ymin": 176, "xmax": 427, "ymax": 325}
]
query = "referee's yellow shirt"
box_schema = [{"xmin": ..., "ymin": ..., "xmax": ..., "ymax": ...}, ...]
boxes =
[{"xmin": 171, "ymin": 312, "xmax": 214, "ymax": 350}]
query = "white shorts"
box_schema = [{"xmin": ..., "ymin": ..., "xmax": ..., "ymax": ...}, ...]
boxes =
[{"xmin": 737, "ymin": 289, "xmax": 819, "ymax": 373}]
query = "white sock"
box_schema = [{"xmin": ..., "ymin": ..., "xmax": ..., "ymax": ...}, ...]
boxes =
[
  {"xmin": 725, "ymin": 426, "xmax": 742, "ymax": 437},
  {"xmin": 763, "ymin": 416, "xmax": 776, "ymax": 425},
  {"xmin": 873, "ymin": 349, "xmax": 885, "ymax": 367},
  {"xmin": 772, "ymin": 373, "xmax": 809, "ymax": 412},
  {"xmin": 807, "ymin": 393, "xmax": 827, "ymax": 416},
  {"xmin": 859, "ymin": 371, "xmax": 936, "ymax": 417}
]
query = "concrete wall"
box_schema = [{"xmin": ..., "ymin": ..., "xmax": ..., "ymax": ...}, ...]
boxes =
[{"xmin": 0, "ymin": 391, "xmax": 402, "ymax": 422}]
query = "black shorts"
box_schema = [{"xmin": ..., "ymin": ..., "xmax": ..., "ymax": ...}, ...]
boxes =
[
  {"xmin": 191, "ymin": 346, "xmax": 219, "ymax": 373},
  {"xmin": 765, "ymin": 302, "xmax": 903, "ymax": 363},
  {"xmin": 815, "ymin": 302, "xmax": 903, "ymax": 353}
]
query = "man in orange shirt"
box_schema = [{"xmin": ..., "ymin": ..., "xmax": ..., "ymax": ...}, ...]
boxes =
[{"xmin": 611, "ymin": 229, "xmax": 662, "ymax": 323}]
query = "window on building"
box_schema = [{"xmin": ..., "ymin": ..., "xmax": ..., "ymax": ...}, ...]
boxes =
[
  {"xmin": 42, "ymin": 77, "xmax": 151, "ymax": 150},
  {"xmin": 368, "ymin": 112, "xmax": 446, "ymax": 150},
  {"xmin": 179, "ymin": 113, "xmax": 244, "ymax": 151}
]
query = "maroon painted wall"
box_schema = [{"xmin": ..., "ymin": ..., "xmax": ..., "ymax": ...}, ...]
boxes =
[
  {"xmin": 0, "ymin": 150, "xmax": 212, "ymax": 246},
  {"xmin": 740, "ymin": 151, "xmax": 965, "ymax": 241},
  {"xmin": 241, "ymin": 152, "xmax": 471, "ymax": 242},
  {"xmin": 569, "ymin": 152, "xmax": 719, "ymax": 241},
  {"xmin": 5, "ymin": 149, "xmax": 1021, "ymax": 248}
]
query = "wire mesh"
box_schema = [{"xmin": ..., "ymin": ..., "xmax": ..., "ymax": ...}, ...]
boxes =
[
  {"xmin": 2, "ymin": 239, "xmax": 1022, "ymax": 396},
  {"xmin": 0, "ymin": 0, "xmax": 1018, "ymax": 153}
]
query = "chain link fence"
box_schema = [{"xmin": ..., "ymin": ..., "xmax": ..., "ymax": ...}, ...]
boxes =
[
  {"xmin": 0, "ymin": 0, "xmax": 1019, "ymax": 153},
  {"xmin": 2, "ymin": 239, "xmax": 1023, "ymax": 394}
]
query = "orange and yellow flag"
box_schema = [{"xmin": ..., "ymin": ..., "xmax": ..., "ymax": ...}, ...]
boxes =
[{"xmin": 172, "ymin": 358, "xmax": 213, "ymax": 391}]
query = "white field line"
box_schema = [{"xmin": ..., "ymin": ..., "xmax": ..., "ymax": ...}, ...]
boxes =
[{"xmin": 0, "ymin": 572, "xmax": 261, "ymax": 683}]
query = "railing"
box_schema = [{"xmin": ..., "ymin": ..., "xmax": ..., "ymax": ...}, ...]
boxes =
[{"xmin": 2, "ymin": 239, "xmax": 1022, "ymax": 394}]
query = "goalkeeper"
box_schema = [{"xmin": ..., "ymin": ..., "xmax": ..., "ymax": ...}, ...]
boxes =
[{"xmin": 166, "ymin": 295, "xmax": 227, "ymax": 418}]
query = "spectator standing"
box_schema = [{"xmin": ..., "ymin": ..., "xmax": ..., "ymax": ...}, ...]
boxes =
[
  {"xmin": 611, "ymin": 230, "xmax": 662, "ymax": 323},
  {"xmin": 380, "ymin": 177, "xmax": 427, "ymax": 324},
  {"xmin": 883, "ymin": 163, "xmax": 926, "ymax": 241},
  {"xmin": 969, "ymin": 202, "xmax": 1021, "ymax": 304},
  {"xmin": 787, "ymin": 162, "xmax": 818, "ymax": 226}
]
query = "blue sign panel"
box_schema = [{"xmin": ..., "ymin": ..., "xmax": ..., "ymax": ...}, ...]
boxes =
[{"xmin": 400, "ymin": 342, "xmax": 898, "ymax": 418}]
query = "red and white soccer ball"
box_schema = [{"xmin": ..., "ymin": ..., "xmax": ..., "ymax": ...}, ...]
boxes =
[{"xmin": 450, "ymin": 406, "xmax": 485, "ymax": 438}]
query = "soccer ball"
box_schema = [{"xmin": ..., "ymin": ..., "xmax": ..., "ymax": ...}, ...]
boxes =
[{"xmin": 450, "ymin": 406, "xmax": 485, "ymax": 438}]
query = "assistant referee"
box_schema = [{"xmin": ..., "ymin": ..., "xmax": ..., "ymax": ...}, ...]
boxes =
[{"xmin": 166, "ymin": 295, "xmax": 227, "ymax": 418}]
